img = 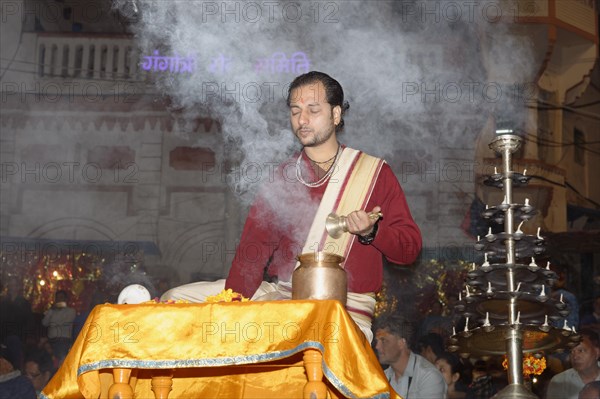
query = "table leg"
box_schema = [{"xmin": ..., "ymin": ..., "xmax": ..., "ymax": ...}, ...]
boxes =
[
  {"xmin": 108, "ymin": 368, "xmax": 133, "ymax": 399},
  {"xmin": 303, "ymin": 349, "xmax": 327, "ymax": 399},
  {"xmin": 151, "ymin": 369, "xmax": 173, "ymax": 399}
]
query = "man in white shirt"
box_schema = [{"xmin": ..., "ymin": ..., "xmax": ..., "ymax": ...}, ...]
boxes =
[
  {"xmin": 374, "ymin": 315, "xmax": 447, "ymax": 399},
  {"xmin": 547, "ymin": 329, "xmax": 600, "ymax": 399},
  {"xmin": 41, "ymin": 290, "xmax": 76, "ymax": 365}
]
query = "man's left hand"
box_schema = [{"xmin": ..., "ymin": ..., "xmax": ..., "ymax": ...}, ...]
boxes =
[{"xmin": 346, "ymin": 206, "xmax": 381, "ymax": 236}]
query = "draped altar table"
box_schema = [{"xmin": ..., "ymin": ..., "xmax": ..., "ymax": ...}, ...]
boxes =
[{"xmin": 41, "ymin": 300, "xmax": 398, "ymax": 399}]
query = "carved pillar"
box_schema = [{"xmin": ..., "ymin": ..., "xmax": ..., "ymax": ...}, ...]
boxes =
[
  {"xmin": 107, "ymin": 368, "xmax": 133, "ymax": 399},
  {"xmin": 151, "ymin": 369, "xmax": 173, "ymax": 399},
  {"xmin": 303, "ymin": 349, "xmax": 327, "ymax": 399}
]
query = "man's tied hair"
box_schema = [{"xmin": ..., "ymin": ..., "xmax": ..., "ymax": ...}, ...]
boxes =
[{"xmin": 286, "ymin": 71, "xmax": 350, "ymax": 133}]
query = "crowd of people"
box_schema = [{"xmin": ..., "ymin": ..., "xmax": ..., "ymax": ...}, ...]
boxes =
[
  {"xmin": 389, "ymin": 294, "xmax": 600, "ymax": 399},
  {"xmin": 0, "ymin": 278, "xmax": 99, "ymax": 399}
]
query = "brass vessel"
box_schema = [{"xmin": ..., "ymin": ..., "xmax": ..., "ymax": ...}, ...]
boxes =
[
  {"xmin": 292, "ymin": 252, "xmax": 347, "ymax": 305},
  {"xmin": 326, "ymin": 212, "xmax": 383, "ymax": 238}
]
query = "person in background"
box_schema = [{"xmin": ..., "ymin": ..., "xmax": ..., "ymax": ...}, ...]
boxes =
[
  {"xmin": 545, "ymin": 264, "xmax": 582, "ymax": 375},
  {"xmin": 581, "ymin": 296, "xmax": 600, "ymax": 334},
  {"xmin": 550, "ymin": 264, "xmax": 579, "ymax": 330},
  {"xmin": 0, "ymin": 277, "xmax": 33, "ymax": 371},
  {"xmin": 72, "ymin": 291, "xmax": 107, "ymax": 339},
  {"xmin": 0, "ymin": 345, "xmax": 36, "ymax": 399},
  {"xmin": 579, "ymin": 381, "xmax": 600, "ymax": 399},
  {"xmin": 23, "ymin": 352, "xmax": 54, "ymax": 398},
  {"xmin": 374, "ymin": 315, "xmax": 447, "ymax": 399},
  {"xmin": 547, "ymin": 329, "xmax": 600, "ymax": 399},
  {"xmin": 436, "ymin": 352, "xmax": 468, "ymax": 399},
  {"xmin": 417, "ymin": 332, "xmax": 445, "ymax": 365},
  {"xmin": 417, "ymin": 300, "xmax": 452, "ymax": 338},
  {"xmin": 41, "ymin": 290, "xmax": 76, "ymax": 366},
  {"xmin": 466, "ymin": 359, "xmax": 497, "ymax": 399}
]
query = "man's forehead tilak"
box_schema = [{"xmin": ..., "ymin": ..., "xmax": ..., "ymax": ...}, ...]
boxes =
[{"xmin": 290, "ymin": 84, "xmax": 327, "ymax": 106}]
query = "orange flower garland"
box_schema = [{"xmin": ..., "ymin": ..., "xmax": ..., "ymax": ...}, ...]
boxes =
[{"xmin": 502, "ymin": 354, "xmax": 546, "ymax": 376}]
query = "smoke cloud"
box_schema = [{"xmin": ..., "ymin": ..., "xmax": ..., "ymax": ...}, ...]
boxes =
[{"xmin": 113, "ymin": 0, "xmax": 536, "ymax": 241}]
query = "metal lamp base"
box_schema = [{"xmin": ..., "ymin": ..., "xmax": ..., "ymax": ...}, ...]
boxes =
[{"xmin": 492, "ymin": 384, "xmax": 538, "ymax": 399}]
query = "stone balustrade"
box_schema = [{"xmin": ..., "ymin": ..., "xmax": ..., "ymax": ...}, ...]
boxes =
[{"xmin": 36, "ymin": 33, "xmax": 148, "ymax": 82}]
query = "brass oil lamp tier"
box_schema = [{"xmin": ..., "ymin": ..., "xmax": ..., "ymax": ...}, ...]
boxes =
[{"xmin": 448, "ymin": 134, "xmax": 580, "ymax": 399}]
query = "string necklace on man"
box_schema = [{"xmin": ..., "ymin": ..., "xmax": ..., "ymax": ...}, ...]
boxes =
[
  {"xmin": 305, "ymin": 151, "xmax": 338, "ymax": 165},
  {"xmin": 296, "ymin": 144, "xmax": 341, "ymax": 188}
]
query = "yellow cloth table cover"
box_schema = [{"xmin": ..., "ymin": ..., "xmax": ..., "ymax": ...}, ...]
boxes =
[{"xmin": 41, "ymin": 300, "xmax": 398, "ymax": 399}]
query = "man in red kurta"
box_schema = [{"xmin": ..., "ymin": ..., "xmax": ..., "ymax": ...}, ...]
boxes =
[
  {"xmin": 162, "ymin": 71, "xmax": 421, "ymax": 342},
  {"xmin": 225, "ymin": 152, "xmax": 421, "ymax": 299}
]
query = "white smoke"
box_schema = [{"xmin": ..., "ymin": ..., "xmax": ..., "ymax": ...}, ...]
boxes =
[{"xmin": 114, "ymin": 0, "xmax": 535, "ymax": 222}]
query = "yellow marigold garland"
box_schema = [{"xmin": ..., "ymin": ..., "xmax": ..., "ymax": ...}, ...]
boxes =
[
  {"xmin": 502, "ymin": 354, "xmax": 546, "ymax": 376},
  {"xmin": 206, "ymin": 288, "xmax": 249, "ymax": 303}
]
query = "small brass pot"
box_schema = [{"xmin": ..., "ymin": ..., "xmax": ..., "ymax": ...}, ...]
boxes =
[{"xmin": 292, "ymin": 252, "xmax": 347, "ymax": 305}]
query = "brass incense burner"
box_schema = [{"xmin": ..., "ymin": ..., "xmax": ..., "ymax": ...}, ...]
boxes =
[
  {"xmin": 292, "ymin": 252, "xmax": 347, "ymax": 306},
  {"xmin": 325, "ymin": 212, "xmax": 382, "ymax": 239}
]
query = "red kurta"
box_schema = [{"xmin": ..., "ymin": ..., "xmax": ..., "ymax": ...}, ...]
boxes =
[{"xmin": 225, "ymin": 150, "xmax": 422, "ymax": 298}]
